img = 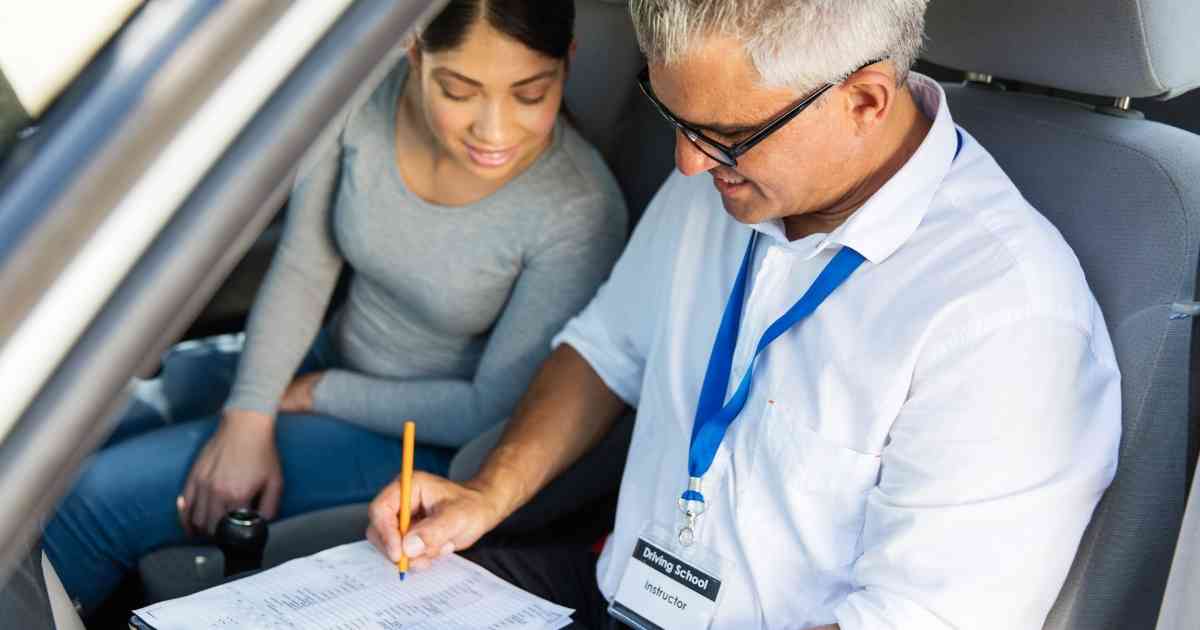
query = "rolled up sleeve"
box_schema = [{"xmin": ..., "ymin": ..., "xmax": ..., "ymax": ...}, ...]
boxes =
[{"xmin": 835, "ymin": 317, "xmax": 1121, "ymax": 630}]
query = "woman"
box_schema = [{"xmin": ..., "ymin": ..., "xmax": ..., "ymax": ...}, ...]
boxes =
[{"xmin": 45, "ymin": 0, "xmax": 626, "ymax": 613}]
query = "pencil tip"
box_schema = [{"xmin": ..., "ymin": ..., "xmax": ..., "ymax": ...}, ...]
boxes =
[{"xmin": 399, "ymin": 572, "xmax": 406, "ymax": 581}]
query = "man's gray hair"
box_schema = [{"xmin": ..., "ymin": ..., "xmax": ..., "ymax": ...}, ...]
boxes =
[{"xmin": 630, "ymin": 0, "xmax": 928, "ymax": 94}]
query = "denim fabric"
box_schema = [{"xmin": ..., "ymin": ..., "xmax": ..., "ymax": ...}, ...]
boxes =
[{"xmin": 43, "ymin": 333, "xmax": 453, "ymax": 612}]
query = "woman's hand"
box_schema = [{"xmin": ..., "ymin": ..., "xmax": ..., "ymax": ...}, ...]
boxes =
[
  {"xmin": 366, "ymin": 472, "xmax": 508, "ymax": 571},
  {"xmin": 178, "ymin": 409, "xmax": 283, "ymax": 536},
  {"xmin": 279, "ymin": 372, "xmax": 324, "ymax": 414}
]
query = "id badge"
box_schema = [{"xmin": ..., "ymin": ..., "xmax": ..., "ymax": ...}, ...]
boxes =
[{"xmin": 608, "ymin": 523, "xmax": 727, "ymax": 630}]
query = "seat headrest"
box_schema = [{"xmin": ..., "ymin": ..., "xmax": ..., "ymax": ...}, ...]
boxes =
[
  {"xmin": 923, "ymin": 0, "xmax": 1200, "ymax": 99},
  {"xmin": 565, "ymin": 0, "xmax": 642, "ymax": 162}
]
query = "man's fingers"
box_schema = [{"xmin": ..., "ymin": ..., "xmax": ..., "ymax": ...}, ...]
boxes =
[
  {"xmin": 368, "ymin": 488, "xmax": 403, "ymax": 562},
  {"xmin": 368, "ymin": 473, "xmax": 485, "ymax": 569},
  {"xmin": 401, "ymin": 542, "xmax": 453, "ymax": 574},
  {"xmin": 403, "ymin": 523, "xmax": 439, "ymax": 562},
  {"xmin": 411, "ymin": 471, "xmax": 453, "ymax": 514},
  {"xmin": 405, "ymin": 504, "xmax": 473, "ymax": 562},
  {"xmin": 366, "ymin": 525, "xmax": 386, "ymax": 558},
  {"xmin": 402, "ymin": 532, "xmax": 428, "ymax": 558}
]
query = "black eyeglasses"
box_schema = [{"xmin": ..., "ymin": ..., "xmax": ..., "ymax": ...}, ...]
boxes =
[{"xmin": 637, "ymin": 60, "xmax": 880, "ymax": 167}]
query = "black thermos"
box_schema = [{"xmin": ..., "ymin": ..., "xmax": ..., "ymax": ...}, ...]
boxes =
[{"xmin": 215, "ymin": 509, "xmax": 268, "ymax": 577}]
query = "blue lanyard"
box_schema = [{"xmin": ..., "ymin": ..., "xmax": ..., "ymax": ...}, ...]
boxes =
[
  {"xmin": 681, "ymin": 233, "xmax": 865, "ymax": 507},
  {"xmin": 681, "ymin": 129, "xmax": 964, "ymax": 510}
]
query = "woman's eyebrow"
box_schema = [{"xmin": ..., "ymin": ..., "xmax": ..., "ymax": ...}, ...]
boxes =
[
  {"xmin": 431, "ymin": 68, "xmax": 558, "ymax": 88},
  {"xmin": 433, "ymin": 68, "xmax": 482, "ymax": 86},
  {"xmin": 511, "ymin": 69, "xmax": 558, "ymax": 87}
]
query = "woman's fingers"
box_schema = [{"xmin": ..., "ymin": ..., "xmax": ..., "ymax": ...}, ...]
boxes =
[
  {"xmin": 257, "ymin": 472, "xmax": 284, "ymax": 521},
  {"xmin": 176, "ymin": 494, "xmax": 194, "ymax": 537},
  {"xmin": 179, "ymin": 471, "xmax": 200, "ymax": 537},
  {"xmin": 190, "ymin": 471, "xmax": 212, "ymax": 533},
  {"xmin": 205, "ymin": 493, "xmax": 231, "ymax": 535}
]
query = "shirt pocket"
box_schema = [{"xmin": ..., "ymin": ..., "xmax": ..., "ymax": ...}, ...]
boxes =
[
  {"xmin": 750, "ymin": 403, "xmax": 882, "ymax": 566},
  {"xmin": 743, "ymin": 405, "xmax": 883, "ymax": 627},
  {"xmin": 759, "ymin": 403, "xmax": 881, "ymax": 493}
]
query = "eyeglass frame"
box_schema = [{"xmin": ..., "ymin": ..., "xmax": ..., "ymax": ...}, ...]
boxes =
[{"xmin": 636, "ymin": 59, "xmax": 883, "ymax": 167}]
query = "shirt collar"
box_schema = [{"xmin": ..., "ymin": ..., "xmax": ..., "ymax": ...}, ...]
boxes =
[{"xmin": 750, "ymin": 72, "xmax": 959, "ymax": 264}]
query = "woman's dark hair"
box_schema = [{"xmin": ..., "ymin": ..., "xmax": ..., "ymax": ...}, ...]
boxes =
[{"xmin": 419, "ymin": 0, "xmax": 575, "ymax": 59}]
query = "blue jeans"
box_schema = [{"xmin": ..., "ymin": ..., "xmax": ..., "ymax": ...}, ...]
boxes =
[{"xmin": 43, "ymin": 333, "xmax": 454, "ymax": 612}]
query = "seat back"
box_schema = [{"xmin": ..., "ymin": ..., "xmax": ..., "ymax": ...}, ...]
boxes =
[
  {"xmin": 924, "ymin": 2, "xmax": 1200, "ymax": 627},
  {"xmin": 565, "ymin": 0, "xmax": 642, "ymax": 164},
  {"xmin": 567, "ymin": 0, "xmax": 675, "ymax": 225}
]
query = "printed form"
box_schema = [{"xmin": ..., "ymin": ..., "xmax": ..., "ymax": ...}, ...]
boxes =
[{"xmin": 131, "ymin": 541, "xmax": 574, "ymax": 630}]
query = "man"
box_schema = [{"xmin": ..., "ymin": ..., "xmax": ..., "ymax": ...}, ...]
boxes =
[{"xmin": 367, "ymin": 1, "xmax": 1121, "ymax": 628}]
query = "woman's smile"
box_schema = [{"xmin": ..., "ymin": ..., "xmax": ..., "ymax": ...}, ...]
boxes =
[{"xmin": 464, "ymin": 141, "xmax": 519, "ymax": 168}]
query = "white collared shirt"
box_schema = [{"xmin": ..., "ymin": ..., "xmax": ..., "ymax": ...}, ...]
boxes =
[{"xmin": 552, "ymin": 73, "xmax": 1121, "ymax": 629}]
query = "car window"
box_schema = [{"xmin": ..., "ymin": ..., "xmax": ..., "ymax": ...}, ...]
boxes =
[{"xmin": 0, "ymin": 1, "xmax": 141, "ymax": 154}]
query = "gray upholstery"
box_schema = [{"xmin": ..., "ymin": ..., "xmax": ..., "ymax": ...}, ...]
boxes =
[
  {"xmin": 925, "ymin": 0, "xmax": 1200, "ymax": 98},
  {"xmin": 1157, "ymin": 465, "xmax": 1200, "ymax": 628},
  {"xmin": 928, "ymin": 1, "xmax": 1200, "ymax": 624},
  {"xmin": 0, "ymin": 544, "xmax": 84, "ymax": 630},
  {"xmin": 610, "ymin": 86, "xmax": 675, "ymax": 227},
  {"xmin": 139, "ymin": 545, "xmax": 225, "ymax": 604},
  {"xmin": 264, "ymin": 503, "xmax": 370, "ymax": 569},
  {"xmin": 945, "ymin": 85, "xmax": 1200, "ymax": 629},
  {"xmin": 0, "ymin": 542, "xmax": 53, "ymax": 630},
  {"xmin": 567, "ymin": 0, "xmax": 675, "ymax": 222},
  {"xmin": 564, "ymin": 0, "xmax": 643, "ymax": 165}
]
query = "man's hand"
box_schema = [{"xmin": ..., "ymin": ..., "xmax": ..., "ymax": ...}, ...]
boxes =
[
  {"xmin": 178, "ymin": 409, "xmax": 283, "ymax": 536},
  {"xmin": 279, "ymin": 372, "xmax": 323, "ymax": 414},
  {"xmin": 365, "ymin": 345, "xmax": 625, "ymax": 570},
  {"xmin": 366, "ymin": 472, "xmax": 508, "ymax": 571}
]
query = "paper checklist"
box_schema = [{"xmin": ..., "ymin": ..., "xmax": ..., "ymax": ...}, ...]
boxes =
[{"xmin": 131, "ymin": 541, "xmax": 574, "ymax": 630}]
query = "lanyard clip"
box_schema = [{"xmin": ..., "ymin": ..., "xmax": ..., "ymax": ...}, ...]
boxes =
[{"xmin": 677, "ymin": 477, "xmax": 706, "ymax": 546}]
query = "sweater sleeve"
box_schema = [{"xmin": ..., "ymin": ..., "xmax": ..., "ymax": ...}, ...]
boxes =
[
  {"xmin": 223, "ymin": 138, "xmax": 346, "ymax": 416},
  {"xmin": 310, "ymin": 191, "xmax": 627, "ymax": 446}
]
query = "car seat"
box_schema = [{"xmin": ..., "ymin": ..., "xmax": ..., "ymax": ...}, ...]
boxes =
[{"xmin": 923, "ymin": 0, "xmax": 1200, "ymax": 627}]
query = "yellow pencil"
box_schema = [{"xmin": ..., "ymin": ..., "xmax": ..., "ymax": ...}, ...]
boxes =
[{"xmin": 397, "ymin": 420, "xmax": 415, "ymax": 581}]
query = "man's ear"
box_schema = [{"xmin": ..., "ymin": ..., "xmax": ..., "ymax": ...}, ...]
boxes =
[{"xmin": 842, "ymin": 64, "xmax": 896, "ymax": 133}]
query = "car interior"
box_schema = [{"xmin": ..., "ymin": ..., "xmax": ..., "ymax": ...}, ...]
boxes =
[{"xmin": 2, "ymin": 0, "xmax": 1200, "ymax": 628}]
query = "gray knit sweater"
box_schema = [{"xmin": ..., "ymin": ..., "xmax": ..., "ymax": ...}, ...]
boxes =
[{"xmin": 224, "ymin": 62, "xmax": 627, "ymax": 446}]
